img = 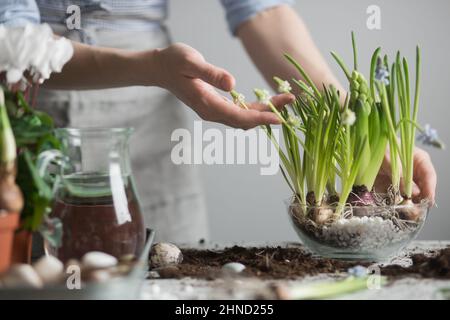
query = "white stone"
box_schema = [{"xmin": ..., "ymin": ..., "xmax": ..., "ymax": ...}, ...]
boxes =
[
  {"xmin": 65, "ymin": 259, "xmax": 81, "ymax": 272},
  {"xmin": 222, "ymin": 262, "xmax": 246, "ymax": 273},
  {"xmin": 150, "ymin": 243, "xmax": 183, "ymax": 269},
  {"xmin": 88, "ymin": 269, "xmax": 112, "ymax": 283},
  {"xmin": 150, "ymin": 284, "xmax": 161, "ymax": 295},
  {"xmin": 82, "ymin": 251, "xmax": 118, "ymax": 269},
  {"xmin": 182, "ymin": 285, "xmax": 194, "ymax": 293},
  {"xmin": 312, "ymin": 213, "xmax": 423, "ymax": 251},
  {"xmin": 33, "ymin": 255, "xmax": 64, "ymax": 285},
  {"xmin": 0, "ymin": 264, "xmax": 43, "ymax": 288}
]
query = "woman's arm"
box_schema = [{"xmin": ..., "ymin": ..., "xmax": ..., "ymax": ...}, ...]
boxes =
[
  {"xmin": 45, "ymin": 41, "xmax": 294, "ymax": 129},
  {"xmin": 44, "ymin": 42, "xmax": 159, "ymax": 90},
  {"xmin": 236, "ymin": 4, "xmax": 345, "ymax": 94}
]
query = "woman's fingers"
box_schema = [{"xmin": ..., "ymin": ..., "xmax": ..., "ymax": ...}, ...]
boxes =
[
  {"xmin": 169, "ymin": 43, "xmax": 235, "ymax": 91},
  {"xmin": 191, "ymin": 61, "xmax": 235, "ymax": 91},
  {"xmin": 163, "ymin": 43, "xmax": 291, "ymax": 129},
  {"xmin": 225, "ymin": 108, "xmax": 281, "ymax": 129},
  {"xmin": 413, "ymin": 148, "xmax": 437, "ymax": 203},
  {"xmin": 195, "ymin": 84, "xmax": 281, "ymax": 129},
  {"xmin": 182, "ymin": 50, "xmax": 235, "ymax": 91},
  {"xmin": 271, "ymin": 93, "xmax": 296, "ymax": 108},
  {"xmin": 248, "ymin": 93, "xmax": 295, "ymax": 112}
]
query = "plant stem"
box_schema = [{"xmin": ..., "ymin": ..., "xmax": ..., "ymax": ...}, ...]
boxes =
[{"xmin": 0, "ymin": 86, "xmax": 17, "ymax": 172}]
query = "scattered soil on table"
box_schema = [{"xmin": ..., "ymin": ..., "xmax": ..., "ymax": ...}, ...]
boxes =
[
  {"xmin": 153, "ymin": 245, "xmax": 450, "ymax": 280},
  {"xmin": 155, "ymin": 246, "xmax": 369, "ymax": 280},
  {"xmin": 381, "ymin": 247, "xmax": 450, "ymax": 279}
]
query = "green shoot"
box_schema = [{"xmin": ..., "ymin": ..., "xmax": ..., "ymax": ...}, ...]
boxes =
[
  {"xmin": 0, "ymin": 86, "xmax": 16, "ymax": 173},
  {"xmin": 231, "ymin": 32, "xmax": 440, "ymax": 220},
  {"xmin": 276, "ymin": 276, "xmax": 386, "ymax": 300}
]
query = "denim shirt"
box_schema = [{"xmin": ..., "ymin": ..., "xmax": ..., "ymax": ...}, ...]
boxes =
[{"xmin": 0, "ymin": 0, "xmax": 294, "ymax": 35}]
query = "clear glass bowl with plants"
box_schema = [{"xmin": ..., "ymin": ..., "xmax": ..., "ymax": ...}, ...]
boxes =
[{"xmin": 231, "ymin": 33, "xmax": 443, "ymax": 261}]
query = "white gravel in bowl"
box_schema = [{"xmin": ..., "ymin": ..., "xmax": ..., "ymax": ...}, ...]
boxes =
[{"xmin": 312, "ymin": 216, "xmax": 419, "ymax": 250}]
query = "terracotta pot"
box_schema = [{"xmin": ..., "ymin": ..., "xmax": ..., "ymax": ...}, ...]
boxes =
[
  {"xmin": 0, "ymin": 211, "xmax": 19, "ymax": 273},
  {"xmin": 11, "ymin": 228, "xmax": 33, "ymax": 264}
]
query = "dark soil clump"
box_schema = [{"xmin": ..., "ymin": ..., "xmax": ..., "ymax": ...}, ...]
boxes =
[
  {"xmin": 381, "ymin": 247, "xmax": 450, "ymax": 279},
  {"xmin": 153, "ymin": 245, "xmax": 450, "ymax": 280},
  {"xmin": 155, "ymin": 246, "xmax": 369, "ymax": 280}
]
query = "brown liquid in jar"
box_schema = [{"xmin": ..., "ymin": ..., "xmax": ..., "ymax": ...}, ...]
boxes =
[{"xmin": 52, "ymin": 187, "xmax": 145, "ymax": 263}]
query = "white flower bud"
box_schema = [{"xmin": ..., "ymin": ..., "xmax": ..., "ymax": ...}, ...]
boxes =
[
  {"xmin": 287, "ymin": 115, "xmax": 301, "ymax": 127},
  {"xmin": 231, "ymin": 92, "xmax": 245, "ymax": 105},
  {"xmin": 342, "ymin": 109, "xmax": 356, "ymax": 126},
  {"xmin": 278, "ymin": 80, "xmax": 292, "ymax": 94},
  {"xmin": 254, "ymin": 88, "xmax": 272, "ymax": 106}
]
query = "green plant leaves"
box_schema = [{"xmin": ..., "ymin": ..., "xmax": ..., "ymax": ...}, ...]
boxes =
[
  {"xmin": 267, "ymin": 33, "xmax": 426, "ymax": 211},
  {"xmin": 6, "ymin": 90, "xmax": 60, "ymax": 231}
]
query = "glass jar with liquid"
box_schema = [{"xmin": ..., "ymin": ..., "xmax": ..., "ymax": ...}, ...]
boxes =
[{"xmin": 41, "ymin": 128, "xmax": 145, "ymax": 262}]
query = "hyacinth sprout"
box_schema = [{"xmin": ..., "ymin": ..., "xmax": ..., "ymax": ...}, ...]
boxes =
[{"xmin": 230, "ymin": 32, "xmax": 443, "ymax": 224}]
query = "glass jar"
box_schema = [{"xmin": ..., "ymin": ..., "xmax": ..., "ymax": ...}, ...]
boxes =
[{"xmin": 40, "ymin": 128, "xmax": 145, "ymax": 262}]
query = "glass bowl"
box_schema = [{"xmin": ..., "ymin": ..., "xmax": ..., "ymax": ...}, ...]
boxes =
[{"xmin": 287, "ymin": 198, "xmax": 430, "ymax": 261}]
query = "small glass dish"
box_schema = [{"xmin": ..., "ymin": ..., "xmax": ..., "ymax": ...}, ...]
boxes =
[{"xmin": 287, "ymin": 198, "xmax": 430, "ymax": 261}]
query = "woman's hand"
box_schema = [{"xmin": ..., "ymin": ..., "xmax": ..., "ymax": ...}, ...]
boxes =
[
  {"xmin": 374, "ymin": 147, "xmax": 437, "ymax": 203},
  {"xmin": 46, "ymin": 42, "xmax": 293, "ymax": 128},
  {"xmin": 152, "ymin": 43, "xmax": 294, "ymax": 129}
]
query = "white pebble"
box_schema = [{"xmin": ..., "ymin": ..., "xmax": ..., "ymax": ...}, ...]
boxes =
[
  {"xmin": 182, "ymin": 285, "xmax": 194, "ymax": 293},
  {"xmin": 148, "ymin": 271, "xmax": 160, "ymax": 278},
  {"xmin": 0, "ymin": 264, "xmax": 43, "ymax": 288},
  {"xmin": 150, "ymin": 284, "xmax": 161, "ymax": 295},
  {"xmin": 82, "ymin": 251, "xmax": 118, "ymax": 269},
  {"xmin": 88, "ymin": 269, "xmax": 111, "ymax": 283},
  {"xmin": 33, "ymin": 255, "xmax": 64, "ymax": 285},
  {"xmin": 65, "ymin": 259, "xmax": 81, "ymax": 269},
  {"xmin": 222, "ymin": 262, "xmax": 246, "ymax": 273},
  {"xmin": 311, "ymin": 215, "xmax": 421, "ymax": 252}
]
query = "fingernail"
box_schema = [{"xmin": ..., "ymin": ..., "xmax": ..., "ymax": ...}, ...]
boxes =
[{"xmin": 222, "ymin": 74, "xmax": 235, "ymax": 91}]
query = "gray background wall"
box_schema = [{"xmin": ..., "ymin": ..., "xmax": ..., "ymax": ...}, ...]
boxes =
[{"xmin": 167, "ymin": 0, "xmax": 450, "ymax": 241}]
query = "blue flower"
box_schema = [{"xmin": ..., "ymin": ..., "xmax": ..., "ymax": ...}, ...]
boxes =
[
  {"xmin": 347, "ymin": 265, "xmax": 367, "ymax": 278},
  {"xmin": 417, "ymin": 124, "xmax": 445, "ymax": 149},
  {"xmin": 375, "ymin": 58, "xmax": 390, "ymax": 85}
]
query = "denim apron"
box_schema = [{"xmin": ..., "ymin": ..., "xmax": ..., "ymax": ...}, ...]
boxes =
[{"xmin": 35, "ymin": 6, "xmax": 209, "ymax": 243}]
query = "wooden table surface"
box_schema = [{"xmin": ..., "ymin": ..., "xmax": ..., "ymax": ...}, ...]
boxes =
[{"xmin": 140, "ymin": 241, "xmax": 450, "ymax": 300}]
